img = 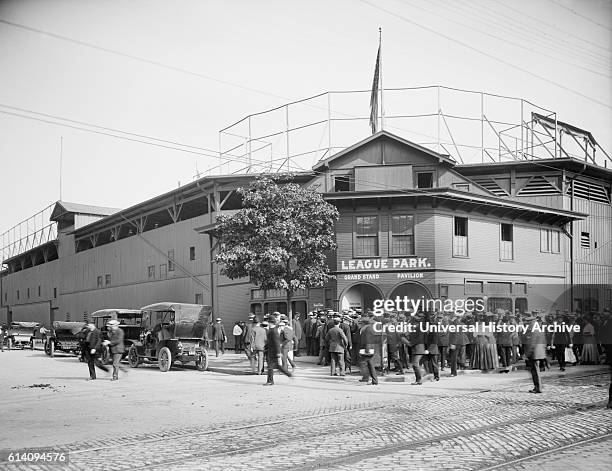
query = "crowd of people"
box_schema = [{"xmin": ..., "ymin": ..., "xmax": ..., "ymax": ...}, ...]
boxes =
[{"xmin": 233, "ymin": 307, "xmax": 611, "ymax": 405}]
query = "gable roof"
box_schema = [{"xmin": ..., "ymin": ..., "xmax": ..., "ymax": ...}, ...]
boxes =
[
  {"xmin": 312, "ymin": 130, "xmax": 456, "ymax": 171},
  {"xmin": 50, "ymin": 201, "xmax": 120, "ymax": 221}
]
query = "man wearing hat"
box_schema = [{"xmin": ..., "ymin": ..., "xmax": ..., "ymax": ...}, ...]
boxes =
[
  {"xmin": 405, "ymin": 312, "xmax": 427, "ymax": 385},
  {"xmin": 211, "ymin": 317, "xmax": 227, "ymax": 357},
  {"xmin": 304, "ymin": 312, "xmax": 318, "ymax": 356},
  {"xmin": 325, "ymin": 315, "xmax": 348, "ymax": 376},
  {"xmin": 522, "ymin": 312, "xmax": 546, "ymax": 393},
  {"xmin": 84, "ymin": 323, "xmax": 108, "ymax": 380},
  {"xmin": 279, "ymin": 316, "xmax": 296, "ymax": 371},
  {"xmin": 264, "ymin": 314, "xmax": 292, "ymax": 385},
  {"xmin": 103, "ymin": 320, "xmax": 127, "ymax": 381}
]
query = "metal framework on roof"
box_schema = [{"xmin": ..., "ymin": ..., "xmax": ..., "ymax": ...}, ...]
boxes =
[{"xmin": 218, "ymin": 86, "xmax": 611, "ymax": 176}]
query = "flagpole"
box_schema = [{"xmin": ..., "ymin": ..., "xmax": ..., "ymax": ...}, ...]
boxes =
[{"xmin": 379, "ymin": 27, "xmax": 384, "ymax": 132}]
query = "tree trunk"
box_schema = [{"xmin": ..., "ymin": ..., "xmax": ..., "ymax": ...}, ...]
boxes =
[{"xmin": 287, "ymin": 290, "xmax": 293, "ymax": 324}]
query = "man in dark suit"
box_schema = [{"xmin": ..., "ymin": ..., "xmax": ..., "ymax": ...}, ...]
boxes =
[
  {"xmin": 551, "ymin": 314, "xmax": 572, "ymax": 372},
  {"xmin": 84, "ymin": 323, "xmax": 108, "ymax": 380},
  {"xmin": 211, "ymin": 318, "xmax": 227, "ymax": 357},
  {"xmin": 404, "ymin": 312, "xmax": 426, "ymax": 385},
  {"xmin": 264, "ymin": 315, "xmax": 292, "ymax": 386},
  {"xmin": 104, "ymin": 320, "xmax": 127, "ymax": 381},
  {"xmin": 358, "ymin": 315, "xmax": 378, "ymax": 385},
  {"xmin": 326, "ymin": 316, "xmax": 348, "ymax": 376}
]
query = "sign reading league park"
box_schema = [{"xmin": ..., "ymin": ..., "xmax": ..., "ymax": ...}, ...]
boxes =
[{"xmin": 339, "ymin": 257, "xmax": 431, "ymax": 271}]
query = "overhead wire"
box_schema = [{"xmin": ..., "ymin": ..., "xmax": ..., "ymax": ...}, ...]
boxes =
[
  {"xmin": 546, "ymin": 0, "xmax": 612, "ymax": 32},
  {"xmin": 358, "ymin": 0, "xmax": 611, "ymax": 110},
  {"xmin": 399, "ymin": 0, "xmax": 610, "ymax": 77},
  {"xmin": 430, "ymin": 0, "xmax": 611, "ymax": 68}
]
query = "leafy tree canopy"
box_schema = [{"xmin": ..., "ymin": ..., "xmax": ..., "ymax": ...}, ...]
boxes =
[{"xmin": 214, "ymin": 176, "xmax": 339, "ymax": 317}]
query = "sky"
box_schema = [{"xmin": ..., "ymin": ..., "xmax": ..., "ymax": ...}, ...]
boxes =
[{"xmin": 0, "ymin": 0, "xmax": 610, "ymax": 244}]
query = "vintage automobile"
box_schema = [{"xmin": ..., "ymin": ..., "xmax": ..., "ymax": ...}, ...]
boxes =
[
  {"xmin": 6, "ymin": 321, "xmax": 40, "ymax": 349},
  {"xmin": 45, "ymin": 321, "xmax": 86, "ymax": 357},
  {"xmin": 128, "ymin": 302, "xmax": 211, "ymax": 372},
  {"xmin": 92, "ymin": 309, "xmax": 143, "ymax": 363}
]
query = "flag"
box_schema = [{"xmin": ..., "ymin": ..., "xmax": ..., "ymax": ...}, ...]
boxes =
[{"xmin": 369, "ymin": 45, "xmax": 380, "ymax": 134}]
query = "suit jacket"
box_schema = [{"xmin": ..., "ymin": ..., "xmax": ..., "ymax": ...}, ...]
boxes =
[
  {"xmin": 340, "ymin": 322, "xmax": 352, "ymax": 349},
  {"xmin": 266, "ymin": 327, "xmax": 282, "ymax": 360},
  {"xmin": 109, "ymin": 328, "xmax": 125, "ymax": 354},
  {"xmin": 85, "ymin": 328, "xmax": 103, "ymax": 352},
  {"xmin": 212, "ymin": 323, "xmax": 226, "ymax": 341},
  {"xmin": 325, "ymin": 325, "xmax": 348, "ymax": 353},
  {"xmin": 426, "ymin": 330, "xmax": 439, "ymax": 354},
  {"xmin": 305, "ymin": 318, "xmax": 318, "ymax": 338},
  {"xmin": 292, "ymin": 319, "xmax": 303, "ymax": 340},
  {"xmin": 281, "ymin": 326, "xmax": 295, "ymax": 351},
  {"xmin": 523, "ymin": 322, "xmax": 547, "ymax": 360},
  {"xmin": 251, "ymin": 325, "xmax": 267, "ymax": 350},
  {"xmin": 406, "ymin": 326, "xmax": 426, "ymax": 354}
]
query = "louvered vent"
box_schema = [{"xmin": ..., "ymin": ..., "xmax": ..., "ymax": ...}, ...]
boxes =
[
  {"xmin": 567, "ymin": 180, "xmax": 610, "ymax": 204},
  {"xmin": 472, "ymin": 178, "xmax": 509, "ymax": 197},
  {"xmin": 517, "ymin": 176, "xmax": 560, "ymax": 196}
]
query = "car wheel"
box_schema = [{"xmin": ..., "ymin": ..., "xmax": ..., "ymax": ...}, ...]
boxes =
[
  {"xmin": 196, "ymin": 349, "xmax": 209, "ymax": 371},
  {"xmin": 128, "ymin": 345, "xmax": 140, "ymax": 368},
  {"xmin": 30, "ymin": 340, "xmax": 34, "ymax": 350},
  {"xmin": 45, "ymin": 340, "xmax": 54, "ymax": 357},
  {"xmin": 158, "ymin": 347, "xmax": 172, "ymax": 372}
]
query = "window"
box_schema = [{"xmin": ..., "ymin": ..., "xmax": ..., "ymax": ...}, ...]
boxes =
[
  {"xmin": 334, "ymin": 175, "xmax": 351, "ymax": 192},
  {"xmin": 515, "ymin": 283, "xmax": 527, "ymax": 295},
  {"xmin": 417, "ymin": 172, "xmax": 433, "ymax": 188},
  {"xmin": 355, "ymin": 216, "xmax": 379, "ymax": 257},
  {"xmin": 439, "ymin": 285, "xmax": 449, "ymax": 300},
  {"xmin": 324, "ymin": 288, "xmax": 334, "ymax": 310},
  {"xmin": 251, "ymin": 289, "xmax": 264, "ymax": 300},
  {"xmin": 500, "ymin": 223, "xmax": 513, "ymax": 260},
  {"xmin": 195, "ymin": 293, "xmax": 203, "ymax": 304},
  {"xmin": 17, "ymin": 290, "xmax": 19, "ymax": 300},
  {"xmin": 54, "ymin": 288, "xmax": 57, "ymax": 299},
  {"xmin": 168, "ymin": 249, "xmax": 175, "ymax": 271},
  {"xmin": 189, "ymin": 246, "xmax": 196, "ymax": 261},
  {"xmin": 465, "ymin": 281, "xmax": 483, "ymax": 294},
  {"xmin": 540, "ymin": 229, "xmax": 560, "ymax": 253},
  {"xmin": 515, "ymin": 298, "xmax": 528, "ymax": 314},
  {"xmin": 27, "ymin": 288, "xmax": 30, "ymax": 299},
  {"xmin": 148, "ymin": 265, "xmax": 155, "ymax": 279},
  {"xmin": 580, "ymin": 232, "xmax": 590, "ymax": 249},
  {"xmin": 159, "ymin": 264, "xmax": 167, "ymax": 278},
  {"xmin": 97, "ymin": 276, "xmax": 103, "ymax": 288},
  {"xmin": 454, "ymin": 183, "xmax": 470, "ymax": 192},
  {"xmin": 38, "ymin": 286, "xmax": 41, "ymax": 297},
  {"xmin": 390, "ymin": 215, "xmax": 415, "ymax": 256},
  {"xmin": 487, "ymin": 297, "xmax": 512, "ymax": 312},
  {"xmin": 453, "ymin": 217, "xmax": 468, "ymax": 257},
  {"xmin": 105, "ymin": 274, "xmax": 111, "ymax": 286}
]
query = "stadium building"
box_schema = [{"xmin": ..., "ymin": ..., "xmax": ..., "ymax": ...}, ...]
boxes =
[{"xmin": 2, "ymin": 88, "xmax": 611, "ymax": 341}]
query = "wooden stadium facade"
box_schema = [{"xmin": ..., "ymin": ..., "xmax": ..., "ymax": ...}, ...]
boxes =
[{"xmin": 1, "ymin": 132, "xmax": 611, "ymax": 335}]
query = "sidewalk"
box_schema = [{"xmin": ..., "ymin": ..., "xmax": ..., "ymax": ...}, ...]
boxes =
[{"xmin": 206, "ymin": 351, "xmax": 591, "ymax": 382}]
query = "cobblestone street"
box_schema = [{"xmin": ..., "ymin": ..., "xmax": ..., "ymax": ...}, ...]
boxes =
[{"xmin": 1, "ymin": 350, "xmax": 610, "ymax": 470}]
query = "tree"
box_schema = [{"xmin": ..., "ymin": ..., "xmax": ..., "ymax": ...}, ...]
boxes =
[{"xmin": 213, "ymin": 176, "xmax": 339, "ymax": 323}]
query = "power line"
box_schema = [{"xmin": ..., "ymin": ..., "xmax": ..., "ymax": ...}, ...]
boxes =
[
  {"xmin": 359, "ymin": 0, "xmax": 611, "ymax": 110},
  {"xmin": 493, "ymin": 0, "xmax": 612, "ymax": 55},
  {"xmin": 547, "ymin": 0, "xmax": 612, "ymax": 32},
  {"xmin": 399, "ymin": 0, "xmax": 610, "ymax": 78},
  {"xmin": 427, "ymin": 0, "xmax": 610, "ymax": 69}
]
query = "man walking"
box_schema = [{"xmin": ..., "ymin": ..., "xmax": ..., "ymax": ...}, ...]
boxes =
[
  {"xmin": 103, "ymin": 320, "xmax": 127, "ymax": 381},
  {"xmin": 250, "ymin": 318, "xmax": 267, "ymax": 374},
  {"xmin": 406, "ymin": 312, "xmax": 426, "ymax": 385},
  {"xmin": 211, "ymin": 318, "xmax": 227, "ymax": 357},
  {"xmin": 232, "ymin": 321, "xmax": 243, "ymax": 353},
  {"xmin": 264, "ymin": 315, "xmax": 292, "ymax": 386},
  {"xmin": 84, "ymin": 323, "xmax": 108, "ymax": 380},
  {"xmin": 279, "ymin": 316, "xmax": 296, "ymax": 371},
  {"xmin": 326, "ymin": 315, "xmax": 348, "ymax": 377},
  {"xmin": 522, "ymin": 313, "xmax": 547, "ymax": 393}
]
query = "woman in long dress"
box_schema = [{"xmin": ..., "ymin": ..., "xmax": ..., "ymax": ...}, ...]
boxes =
[
  {"xmin": 470, "ymin": 314, "xmax": 499, "ymax": 370},
  {"xmin": 580, "ymin": 315, "xmax": 600, "ymax": 364}
]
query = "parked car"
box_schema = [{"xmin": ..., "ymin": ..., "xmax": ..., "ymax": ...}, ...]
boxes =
[
  {"xmin": 92, "ymin": 309, "xmax": 143, "ymax": 363},
  {"xmin": 6, "ymin": 321, "xmax": 40, "ymax": 349},
  {"xmin": 45, "ymin": 321, "xmax": 86, "ymax": 357},
  {"xmin": 128, "ymin": 302, "xmax": 211, "ymax": 372}
]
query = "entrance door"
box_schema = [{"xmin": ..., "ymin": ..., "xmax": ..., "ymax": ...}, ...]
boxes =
[{"xmin": 340, "ymin": 284, "xmax": 383, "ymax": 312}]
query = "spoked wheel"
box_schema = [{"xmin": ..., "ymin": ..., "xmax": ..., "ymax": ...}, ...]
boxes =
[
  {"xmin": 128, "ymin": 344, "xmax": 140, "ymax": 368},
  {"xmin": 196, "ymin": 349, "xmax": 209, "ymax": 371},
  {"xmin": 45, "ymin": 340, "xmax": 54, "ymax": 357},
  {"xmin": 158, "ymin": 347, "xmax": 172, "ymax": 372}
]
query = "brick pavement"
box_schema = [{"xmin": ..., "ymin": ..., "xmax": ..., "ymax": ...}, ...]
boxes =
[{"xmin": 1, "ymin": 350, "xmax": 610, "ymax": 470}]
